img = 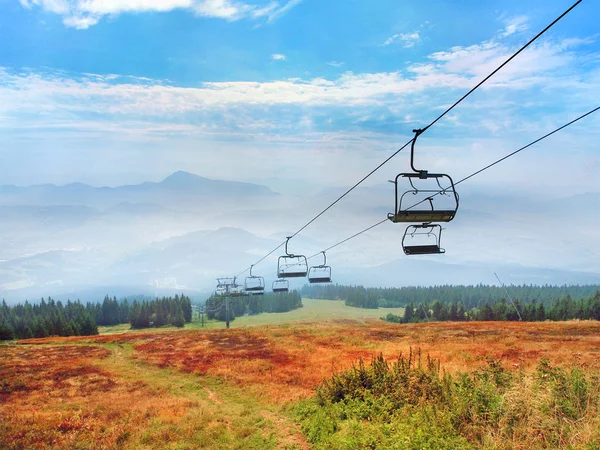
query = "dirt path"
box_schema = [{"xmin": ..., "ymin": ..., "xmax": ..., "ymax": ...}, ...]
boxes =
[{"xmin": 93, "ymin": 342, "xmax": 309, "ymax": 449}]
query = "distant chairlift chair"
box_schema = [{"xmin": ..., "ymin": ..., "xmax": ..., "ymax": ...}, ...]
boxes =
[
  {"xmin": 388, "ymin": 129, "xmax": 459, "ymax": 224},
  {"xmin": 272, "ymin": 279, "xmax": 290, "ymax": 293},
  {"xmin": 229, "ymin": 277, "xmax": 249, "ymax": 297},
  {"xmin": 308, "ymin": 251, "xmax": 332, "ymax": 283},
  {"xmin": 402, "ymin": 223, "xmax": 445, "ymax": 255},
  {"xmin": 215, "ymin": 277, "xmax": 235, "ymax": 297},
  {"xmin": 245, "ymin": 265, "xmax": 265, "ymax": 295},
  {"xmin": 277, "ymin": 237, "xmax": 308, "ymax": 278}
]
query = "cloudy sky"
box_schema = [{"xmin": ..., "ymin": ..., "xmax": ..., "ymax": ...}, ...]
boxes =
[
  {"xmin": 0, "ymin": 0, "xmax": 599, "ymax": 296},
  {"xmin": 1, "ymin": 0, "xmax": 599, "ymax": 191}
]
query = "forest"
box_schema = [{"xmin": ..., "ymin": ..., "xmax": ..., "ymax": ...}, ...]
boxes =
[
  {"xmin": 0, "ymin": 294, "xmax": 193, "ymax": 340},
  {"xmin": 301, "ymin": 283, "xmax": 600, "ymax": 309},
  {"xmin": 384, "ymin": 290, "xmax": 600, "ymax": 323},
  {"xmin": 0, "ymin": 298, "xmax": 97, "ymax": 340},
  {"xmin": 204, "ymin": 291, "xmax": 303, "ymax": 322}
]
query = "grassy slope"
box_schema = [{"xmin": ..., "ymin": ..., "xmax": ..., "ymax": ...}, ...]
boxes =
[
  {"xmin": 99, "ymin": 299, "xmax": 404, "ymax": 333},
  {"xmin": 5, "ymin": 301, "xmax": 600, "ymax": 449},
  {"xmin": 0, "ymin": 341, "xmax": 307, "ymax": 449}
]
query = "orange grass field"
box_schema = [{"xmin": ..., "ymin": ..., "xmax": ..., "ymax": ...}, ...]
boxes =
[{"xmin": 2, "ymin": 319, "xmax": 600, "ymax": 449}]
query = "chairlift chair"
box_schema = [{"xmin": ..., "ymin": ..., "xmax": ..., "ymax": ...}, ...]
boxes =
[
  {"xmin": 308, "ymin": 251, "xmax": 332, "ymax": 283},
  {"xmin": 245, "ymin": 265, "xmax": 265, "ymax": 294},
  {"xmin": 215, "ymin": 277, "xmax": 235, "ymax": 296},
  {"xmin": 229, "ymin": 277, "xmax": 249, "ymax": 297},
  {"xmin": 272, "ymin": 279, "xmax": 289, "ymax": 293},
  {"xmin": 402, "ymin": 223, "xmax": 445, "ymax": 255},
  {"xmin": 388, "ymin": 129, "xmax": 459, "ymax": 223},
  {"xmin": 277, "ymin": 237, "xmax": 308, "ymax": 278}
]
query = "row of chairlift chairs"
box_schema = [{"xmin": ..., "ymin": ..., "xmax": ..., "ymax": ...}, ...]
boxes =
[
  {"xmin": 215, "ymin": 130, "xmax": 459, "ymax": 297},
  {"xmin": 214, "ymin": 240, "xmax": 333, "ymax": 297},
  {"xmin": 214, "ymin": 242, "xmax": 332, "ymax": 297}
]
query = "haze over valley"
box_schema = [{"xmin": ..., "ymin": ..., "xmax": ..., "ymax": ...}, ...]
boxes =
[{"xmin": 1, "ymin": 170, "xmax": 598, "ymax": 303}]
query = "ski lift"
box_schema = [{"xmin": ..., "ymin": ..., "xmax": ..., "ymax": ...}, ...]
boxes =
[
  {"xmin": 402, "ymin": 223, "xmax": 445, "ymax": 255},
  {"xmin": 272, "ymin": 279, "xmax": 289, "ymax": 293},
  {"xmin": 308, "ymin": 251, "xmax": 332, "ymax": 283},
  {"xmin": 388, "ymin": 129, "xmax": 459, "ymax": 223},
  {"xmin": 245, "ymin": 265, "xmax": 265, "ymax": 294},
  {"xmin": 277, "ymin": 237, "xmax": 308, "ymax": 278}
]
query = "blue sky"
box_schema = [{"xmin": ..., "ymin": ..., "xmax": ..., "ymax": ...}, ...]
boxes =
[{"xmin": 0, "ymin": 0, "xmax": 599, "ymax": 191}]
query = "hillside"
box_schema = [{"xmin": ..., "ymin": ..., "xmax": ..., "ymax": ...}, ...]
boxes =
[{"xmin": 2, "ymin": 311, "xmax": 600, "ymax": 449}]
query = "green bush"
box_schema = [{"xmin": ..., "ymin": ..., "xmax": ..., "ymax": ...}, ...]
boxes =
[{"xmin": 297, "ymin": 350, "xmax": 600, "ymax": 449}]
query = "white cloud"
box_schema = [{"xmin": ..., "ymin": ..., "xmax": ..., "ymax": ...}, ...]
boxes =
[
  {"xmin": 383, "ymin": 32, "xmax": 420, "ymax": 48},
  {"xmin": 264, "ymin": 0, "xmax": 301, "ymax": 23},
  {"xmin": 0, "ymin": 34, "xmax": 596, "ymax": 138},
  {"xmin": 500, "ymin": 15, "xmax": 528, "ymax": 38},
  {"xmin": 18, "ymin": 0, "xmax": 300, "ymax": 29},
  {"xmin": 194, "ymin": 0, "xmax": 249, "ymax": 20},
  {"xmin": 271, "ymin": 53, "xmax": 286, "ymax": 60},
  {"xmin": 327, "ymin": 61, "xmax": 344, "ymax": 67},
  {"xmin": 251, "ymin": 1, "xmax": 277, "ymax": 18},
  {"xmin": 62, "ymin": 14, "xmax": 99, "ymax": 29}
]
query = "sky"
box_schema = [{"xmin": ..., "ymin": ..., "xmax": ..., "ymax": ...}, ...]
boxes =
[
  {"xmin": 0, "ymin": 0, "xmax": 599, "ymax": 193},
  {"xmin": 0, "ymin": 0, "xmax": 600, "ymax": 297}
]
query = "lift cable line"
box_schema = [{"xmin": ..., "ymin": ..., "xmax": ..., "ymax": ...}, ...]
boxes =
[
  {"xmin": 295, "ymin": 105, "xmax": 600, "ymax": 265},
  {"xmin": 494, "ymin": 272, "xmax": 523, "ymax": 321},
  {"xmin": 231, "ymin": 0, "xmax": 582, "ymax": 279}
]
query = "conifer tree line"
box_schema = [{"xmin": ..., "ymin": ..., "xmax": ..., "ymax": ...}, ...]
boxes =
[
  {"xmin": 0, "ymin": 298, "xmax": 97, "ymax": 340},
  {"xmin": 128, "ymin": 295, "xmax": 192, "ymax": 329},
  {"xmin": 205, "ymin": 291, "xmax": 302, "ymax": 322},
  {"xmin": 302, "ymin": 283, "xmax": 600, "ymax": 309},
  {"xmin": 384, "ymin": 290, "xmax": 600, "ymax": 323},
  {"xmin": 0, "ymin": 294, "xmax": 193, "ymax": 340}
]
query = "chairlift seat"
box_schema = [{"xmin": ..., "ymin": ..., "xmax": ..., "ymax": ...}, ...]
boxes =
[
  {"xmin": 278, "ymin": 270, "xmax": 307, "ymax": 278},
  {"xmin": 273, "ymin": 287, "xmax": 289, "ymax": 293},
  {"xmin": 403, "ymin": 245, "xmax": 445, "ymax": 255},
  {"xmin": 245, "ymin": 285, "xmax": 264, "ymax": 292},
  {"xmin": 308, "ymin": 276, "xmax": 332, "ymax": 283},
  {"xmin": 388, "ymin": 209, "xmax": 456, "ymax": 223}
]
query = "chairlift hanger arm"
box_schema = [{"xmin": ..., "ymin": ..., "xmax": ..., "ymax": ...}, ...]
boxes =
[{"xmin": 409, "ymin": 129, "xmax": 427, "ymax": 177}]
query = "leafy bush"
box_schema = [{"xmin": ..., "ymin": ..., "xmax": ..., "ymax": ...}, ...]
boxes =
[{"xmin": 297, "ymin": 350, "xmax": 600, "ymax": 449}]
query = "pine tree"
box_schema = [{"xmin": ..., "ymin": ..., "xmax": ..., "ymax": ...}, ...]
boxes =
[{"xmin": 172, "ymin": 306, "xmax": 185, "ymax": 327}]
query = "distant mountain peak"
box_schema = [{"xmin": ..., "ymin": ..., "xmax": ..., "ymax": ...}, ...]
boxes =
[
  {"xmin": 160, "ymin": 171, "xmax": 207, "ymax": 186},
  {"xmin": 158, "ymin": 170, "xmax": 278, "ymax": 196}
]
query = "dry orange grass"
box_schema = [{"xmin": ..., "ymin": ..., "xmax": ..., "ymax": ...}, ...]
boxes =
[
  {"xmin": 132, "ymin": 320, "xmax": 600, "ymax": 402},
  {"xmin": 0, "ymin": 345, "xmax": 200, "ymax": 449},
  {"xmin": 17, "ymin": 319, "xmax": 600, "ymax": 404},
  {"xmin": 4, "ymin": 319, "xmax": 599, "ymax": 449}
]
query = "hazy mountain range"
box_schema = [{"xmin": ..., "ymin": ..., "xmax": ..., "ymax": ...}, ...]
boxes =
[{"xmin": 1, "ymin": 171, "xmax": 599, "ymax": 304}]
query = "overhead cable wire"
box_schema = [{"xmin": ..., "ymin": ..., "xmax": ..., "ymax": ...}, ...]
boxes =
[{"xmin": 232, "ymin": 0, "xmax": 582, "ymax": 278}]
